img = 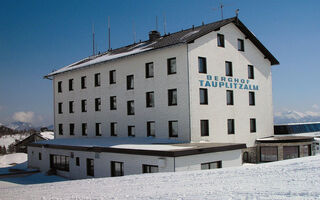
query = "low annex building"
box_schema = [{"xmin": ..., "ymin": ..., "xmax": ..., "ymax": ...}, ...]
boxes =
[{"xmin": 28, "ymin": 17, "xmax": 283, "ymax": 179}]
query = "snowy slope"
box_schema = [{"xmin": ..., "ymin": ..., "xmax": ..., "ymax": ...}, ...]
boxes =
[
  {"xmin": 1, "ymin": 156, "xmax": 320, "ymax": 199},
  {"xmin": 0, "ymin": 153, "xmax": 27, "ymax": 167},
  {"xmin": 0, "ymin": 133, "xmax": 31, "ymax": 149}
]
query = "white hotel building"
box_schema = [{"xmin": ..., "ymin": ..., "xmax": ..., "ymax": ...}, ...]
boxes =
[{"xmin": 28, "ymin": 17, "xmax": 284, "ymax": 179}]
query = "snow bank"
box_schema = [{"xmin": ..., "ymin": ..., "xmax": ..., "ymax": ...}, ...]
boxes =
[
  {"xmin": 0, "ymin": 153, "xmax": 27, "ymax": 167},
  {"xmin": 1, "ymin": 155, "xmax": 320, "ymax": 199},
  {"xmin": 0, "ymin": 133, "xmax": 30, "ymax": 149},
  {"xmin": 39, "ymin": 131, "xmax": 54, "ymax": 140}
]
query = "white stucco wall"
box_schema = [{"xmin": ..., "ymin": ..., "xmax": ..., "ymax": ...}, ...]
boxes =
[
  {"xmin": 53, "ymin": 44, "xmax": 190, "ymax": 141},
  {"xmin": 28, "ymin": 146, "xmax": 242, "ymax": 179},
  {"xmin": 187, "ymin": 23, "xmax": 274, "ymax": 147}
]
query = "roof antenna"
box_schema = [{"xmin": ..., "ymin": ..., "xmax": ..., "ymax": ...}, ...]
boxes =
[
  {"xmin": 163, "ymin": 13, "xmax": 166, "ymax": 35},
  {"xmin": 156, "ymin": 16, "xmax": 158, "ymax": 31},
  {"xmin": 133, "ymin": 20, "xmax": 136, "ymax": 43},
  {"xmin": 108, "ymin": 16, "xmax": 111, "ymax": 51},
  {"xmin": 92, "ymin": 23, "xmax": 95, "ymax": 56},
  {"xmin": 213, "ymin": 3, "xmax": 231, "ymax": 20},
  {"xmin": 235, "ymin": 8, "xmax": 240, "ymax": 18}
]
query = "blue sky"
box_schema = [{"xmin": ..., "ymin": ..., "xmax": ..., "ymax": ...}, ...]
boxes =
[{"xmin": 0, "ymin": 0, "xmax": 319, "ymax": 126}]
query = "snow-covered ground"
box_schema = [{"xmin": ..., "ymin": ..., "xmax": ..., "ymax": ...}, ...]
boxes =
[
  {"xmin": 1, "ymin": 155, "xmax": 320, "ymax": 199},
  {"xmin": 0, "ymin": 153, "xmax": 27, "ymax": 168}
]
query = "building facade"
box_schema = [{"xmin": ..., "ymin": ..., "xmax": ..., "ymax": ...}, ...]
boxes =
[{"xmin": 28, "ymin": 17, "xmax": 282, "ymax": 179}]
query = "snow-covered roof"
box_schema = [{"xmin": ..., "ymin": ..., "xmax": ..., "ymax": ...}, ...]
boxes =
[
  {"xmin": 39, "ymin": 131, "xmax": 54, "ymax": 140},
  {"xmin": 45, "ymin": 17, "xmax": 279, "ymax": 78}
]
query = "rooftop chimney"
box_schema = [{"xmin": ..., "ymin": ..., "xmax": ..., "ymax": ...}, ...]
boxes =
[{"xmin": 149, "ymin": 30, "xmax": 161, "ymax": 41}]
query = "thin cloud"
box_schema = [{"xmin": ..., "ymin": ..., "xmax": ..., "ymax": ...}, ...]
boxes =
[
  {"xmin": 12, "ymin": 111, "xmax": 35, "ymax": 123},
  {"xmin": 312, "ymin": 104, "xmax": 319, "ymax": 110}
]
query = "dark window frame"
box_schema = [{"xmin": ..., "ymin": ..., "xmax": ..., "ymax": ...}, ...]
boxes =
[
  {"xmin": 250, "ymin": 118, "xmax": 256, "ymax": 133},
  {"xmin": 111, "ymin": 122, "xmax": 117, "ymax": 136},
  {"xmin": 168, "ymin": 89, "xmax": 177, "ymax": 106},
  {"xmin": 95, "ymin": 98, "xmax": 101, "ymax": 111},
  {"xmin": 200, "ymin": 88, "xmax": 208, "ymax": 105},
  {"xmin": 69, "ymin": 101, "xmax": 74, "ymax": 113},
  {"xmin": 69, "ymin": 123, "xmax": 75, "ymax": 136},
  {"xmin": 127, "ymin": 100, "xmax": 135, "ymax": 115},
  {"xmin": 227, "ymin": 119, "xmax": 235, "ymax": 134},
  {"xmin": 94, "ymin": 73, "xmax": 101, "ymax": 87},
  {"xmin": 58, "ymin": 124, "xmax": 63, "ymax": 135},
  {"xmin": 39, "ymin": 152, "xmax": 42, "ymax": 160},
  {"xmin": 58, "ymin": 102, "xmax": 63, "ymax": 114},
  {"xmin": 86, "ymin": 158, "xmax": 94, "ymax": 176},
  {"xmin": 76, "ymin": 157, "xmax": 80, "ymax": 166},
  {"xmin": 249, "ymin": 91, "xmax": 255, "ymax": 106},
  {"xmin": 200, "ymin": 120, "xmax": 209, "ymax": 136},
  {"xmin": 169, "ymin": 120, "xmax": 178, "ymax": 137},
  {"xmin": 95, "ymin": 123, "xmax": 102, "ymax": 136},
  {"xmin": 147, "ymin": 121, "xmax": 155, "ymax": 137},
  {"xmin": 126, "ymin": 75, "xmax": 134, "ymax": 90},
  {"xmin": 81, "ymin": 76, "xmax": 87, "ymax": 89},
  {"xmin": 110, "ymin": 96, "xmax": 117, "ymax": 110},
  {"xmin": 167, "ymin": 57, "xmax": 177, "ymax": 75},
  {"xmin": 198, "ymin": 57, "xmax": 207, "ymax": 73},
  {"xmin": 58, "ymin": 81, "xmax": 62, "ymax": 93},
  {"xmin": 217, "ymin": 33, "xmax": 225, "ymax": 47},
  {"xmin": 145, "ymin": 62, "xmax": 154, "ymax": 78},
  {"xmin": 128, "ymin": 126, "xmax": 135, "ymax": 137},
  {"xmin": 238, "ymin": 39, "xmax": 244, "ymax": 51},
  {"xmin": 111, "ymin": 161, "xmax": 124, "ymax": 177},
  {"xmin": 146, "ymin": 91, "xmax": 155, "ymax": 108},
  {"xmin": 226, "ymin": 90, "xmax": 234, "ymax": 105},
  {"xmin": 142, "ymin": 164, "xmax": 159, "ymax": 173},
  {"xmin": 50, "ymin": 154, "xmax": 70, "ymax": 172},
  {"xmin": 69, "ymin": 79, "xmax": 73, "ymax": 91},
  {"xmin": 225, "ymin": 61, "xmax": 233, "ymax": 77},
  {"xmin": 201, "ymin": 161, "xmax": 222, "ymax": 170},
  {"xmin": 82, "ymin": 123, "xmax": 87, "ymax": 136},
  {"xmin": 81, "ymin": 99, "xmax": 87, "ymax": 112},
  {"xmin": 248, "ymin": 65, "xmax": 254, "ymax": 79},
  {"xmin": 109, "ymin": 70, "xmax": 116, "ymax": 84}
]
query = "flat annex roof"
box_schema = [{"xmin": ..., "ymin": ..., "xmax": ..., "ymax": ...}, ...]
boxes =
[
  {"xmin": 28, "ymin": 137, "xmax": 246, "ymax": 157},
  {"xmin": 256, "ymin": 136, "xmax": 314, "ymax": 143}
]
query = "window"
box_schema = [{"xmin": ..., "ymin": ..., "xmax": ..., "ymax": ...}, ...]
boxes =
[
  {"xmin": 58, "ymin": 81, "xmax": 62, "ymax": 93},
  {"xmin": 238, "ymin": 39, "xmax": 244, "ymax": 51},
  {"xmin": 225, "ymin": 61, "xmax": 233, "ymax": 76},
  {"xmin": 69, "ymin": 79, "xmax": 73, "ymax": 91},
  {"xmin": 58, "ymin": 102, "xmax": 63, "ymax": 114},
  {"xmin": 200, "ymin": 88, "xmax": 208, "ymax": 105},
  {"xmin": 168, "ymin": 89, "xmax": 177, "ymax": 106},
  {"xmin": 147, "ymin": 121, "xmax": 155, "ymax": 137},
  {"xmin": 109, "ymin": 70, "xmax": 116, "ymax": 84},
  {"xmin": 111, "ymin": 122, "xmax": 117, "ymax": 136},
  {"xmin": 127, "ymin": 100, "xmax": 134, "ymax": 115},
  {"xmin": 169, "ymin": 121, "xmax": 178, "ymax": 137},
  {"xmin": 96, "ymin": 123, "xmax": 101, "ymax": 136},
  {"xmin": 250, "ymin": 118, "xmax": 256, "ymax": 133},
  {"xmin": 82, "ymin": 123, "xmax": 87, "ymax": 136},
  {"xmin": 76, "ymin": 157, "xmax": 80, "ymax": 166},
  {"xmin": 58, "ymin": 124, "xmax": 63, "ymax": 135},
  {"xmin": 81, "ymin": 99, "xmax": 87, "ymax": 112},
  {"xmin": 227, "ymin": 119, "xmax": 235, "ymax": 134},
  {"xmin": 260, "ymin": 147, "xmax": 278, "ymax": 162},
  {"xmin": 81, "ymin": 76, "xmax": 86, "ymax": 89},
  {"xmin": 283, "ymin": 146, "xmax": 299, "ymax": 160},
  {"xmin": 86, "ymin": 158, "xmax": 94, "ymax": 176},
  {"xmin": 201, "ymin": 161, "xmax": 222, "ymax": 170},
  {"xmin": 226, "ymin": 90, "xmax": 234, "ymax": 105},
  {"xmin": 248, "ymin": 65, "xmax": 254, "ymax": 79},
  {"xmin": 50, "ymin": 154, "xmax": 70, "ymax": 172},
  {"xmin": 145, "ymin": 62, "xmax": 154, "ymax": 78},
  {"xmin": 39, "ymin": 152, "xmax": 42, "ymax": 160},
  {"xmin": 200, "ymin": 120, "xmax": 209, "ymax": 136},
  {"xmin": 217, "ymin": 33, "xmax": 225, "ymax": 47},
  {"xmin": 110, "ymin": 96, "xmax": 117, "ymax": 110},
  {"xmin": 142, "ymin": 165, "xmax": 159, "ymax": 173},
  {"xmin": 94, "ymin": 73, "xmax": 100, "ymax": 87},
  {"xmin": 127, "ymin": 75, "xmax": 134, "ymax": 90},
  {"xmin": 69, "ymin": 101, "xmax": 74, "ymax": 113},
  {"xmin": 69, "ymin": 123, "xmax": 75, "ymax": 135},
  {"xmin": 249, "ymin": 92, "xmax": 255, "ymax": 106},
  {"xmin": 167, "ymin": 57, "xmax": 176, "ymax": 75},
  {"xmin": 128, "ymin": 126, "xmax": 135, "ymax": 137},
  {"xmin": 146, "ymin": 92, "xmax": 154, "ymax": 107},
  {"xmin": 95, "ymin": 98, "xmax": 101, "ymax": 111},
  {"xmin": 111, "ymin": 161, "xmax": 124, "ymax": 177},
  {"xmin": 198, "ymin": 57, "xmax": 207, "ymax": 73}
]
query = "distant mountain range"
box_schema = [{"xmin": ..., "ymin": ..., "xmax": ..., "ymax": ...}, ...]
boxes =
[
  {"xmin": 274, "ymin": 110, "xmax": 320, "ymax": 124},
  {"xmin": 0, "ymin": 121, "xmax": 53, "ymax": 132}
]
